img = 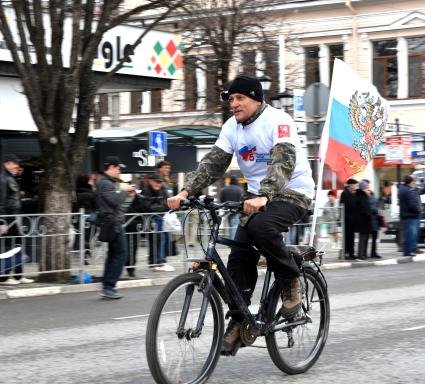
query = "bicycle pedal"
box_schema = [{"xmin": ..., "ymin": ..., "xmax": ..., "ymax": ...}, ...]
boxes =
[
  {"xmin": 231, "ymin": 340, "xmax": 243, "ymax": 356},
  {"xmin": 220, "ymin": 340, "xmax": 243, "ymax": 357}
]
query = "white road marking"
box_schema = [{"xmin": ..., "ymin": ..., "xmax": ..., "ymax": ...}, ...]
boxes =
[
  {"xmin": 402, "ymin": 325, "xmax": 425, "ymax": 332},
  {"xmin": 112, "ymin": 308, "xmax": 200, "ymax": 321},
  {"xmin": 112, "ymin": 314, "xmax": 150, "ymax": 320}
]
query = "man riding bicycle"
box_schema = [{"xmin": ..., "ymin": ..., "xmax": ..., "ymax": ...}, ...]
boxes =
[{"xmin": 167, "ymin": 75, "xmax": 315, "ymax": 354}]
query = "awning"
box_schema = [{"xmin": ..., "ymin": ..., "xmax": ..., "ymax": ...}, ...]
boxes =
[{"xmin": 90, "ymin": 125, "xmax": 221, "ymax": 145}]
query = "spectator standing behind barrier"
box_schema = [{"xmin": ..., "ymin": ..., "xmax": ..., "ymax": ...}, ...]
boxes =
[
  {"xmin": 220, "ymin": 176, "xmax": 243, "ymax": 240},
  {"xmin": 367, "ymin": 186, "xmax": 382, "ymax": 259},
  {"xmin": 73, "ymin": 174, "xmax": 97, "ymax": 264},
  {"xmin": 379, "ymin": 180, "xmax": 393, "ymax": 210},
  {"xmin": 322, "ymin": 189, "xmax": 339, "ymax": 249},
  {"xmin": 0, "ymin": 154, "xmax": 34, "ymax": 285},
  {"xmin": 418, "ymin": 178, "xmax": 425, "ymax": 193},
  {"xmin": 143, "ymin": 174, "xmax": 175, "ymax": 272},
  {"xmin": 96, "ymin": 156, "xmax": 135, "ymax": 299},
  {"xmin": 339, "ymin": 178, "xmax": 358, "ymax": 260},
  {"xmin": 399, "ymin": 175, "xmax": 422, "ymax": 257},
  {"xmin": 353, "ymin": 181, "xmax": 372, "ymax": 260},
  {"xmin": 156, "ymin": 160, "xmax": 179, "ymax": 256},
  {"xmin": 155, "ymin": 160, "xmax": 175, "ymax": 196},
  {"xmin": 124, "ymin": 190, "xmax": 145, "ymax": 277}
]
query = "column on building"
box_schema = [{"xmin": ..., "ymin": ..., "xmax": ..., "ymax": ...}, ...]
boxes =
[
  {"xmin": 111, "ymin": 93, "xmax": 120, "ymax": 127},
  {"xmin": 319, "ymin": 44, "xmax": 330, "ymax": 87},
  {"xmin": 397, "ymin": 37, "xmax": 408, "ymax": 99},
  {"xmin": 141, "ymin": 91, "xmax": 151, "ymax": 113},
  {"xmin": 229, "ymin": 49, "xmax": 241, "ymax": 80},
  {"xmin": 342, "ymin": 34, "xmax": 351, "ymax": 68},
  {"xmin": 360, "ymin": 33, "xmax": 373, "ymax": 82},
  {"xmin": 295, "ymin": 39, "xmax": 305, "ymax": 89},
  {"xmin": 255, "ymin": 49, "xmax": 265, "ymax": 77},
  {"xmin": 278, "ymin": 34, "xmax": 286, "ymax": 92}
]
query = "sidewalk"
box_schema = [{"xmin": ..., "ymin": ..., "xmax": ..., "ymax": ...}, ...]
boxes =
[{"xmin": 1, "ymin": 236, "xmax": 424, "ymax": 300}]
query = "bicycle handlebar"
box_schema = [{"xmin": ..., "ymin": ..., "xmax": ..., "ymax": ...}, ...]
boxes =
[{"xmin": 179, "ymin": 195, "xmax": 244, "ymax": 212}]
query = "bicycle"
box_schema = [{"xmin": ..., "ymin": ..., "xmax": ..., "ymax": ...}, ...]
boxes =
[{"xmin": 146, "ymin": 196, "xmax": 330, "ymax": 384}]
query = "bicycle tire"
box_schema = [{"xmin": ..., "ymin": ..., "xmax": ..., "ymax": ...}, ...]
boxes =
[
  {"xmin": 146, "ymin": 272, "xmax": 224, "ymax": 384},
  {"xmin": 265, "ymin": 266, "xmax": 330, "ymax": 374}
]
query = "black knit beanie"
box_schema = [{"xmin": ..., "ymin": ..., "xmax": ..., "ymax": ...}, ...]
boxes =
[{"xmin": 221, "ymin": 75, "xmax": 264, "ymax": 102}]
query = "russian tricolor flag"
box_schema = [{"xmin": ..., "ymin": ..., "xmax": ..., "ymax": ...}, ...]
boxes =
[{"xmin": 319, "ymin": 59, "xmax": 389, "ymax": 182}]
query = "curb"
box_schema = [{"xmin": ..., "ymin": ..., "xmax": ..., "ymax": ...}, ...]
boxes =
[
  {"xmin": 0, "ymin": 276, "xmax": 176, "ymax": 300},
  {"xmin": 1, "ymin": 254, "xmax": 425, "ymax": 300},
  {"xmin": 322, "ymin": 253, "xmax": 425, "ymax": 270}
]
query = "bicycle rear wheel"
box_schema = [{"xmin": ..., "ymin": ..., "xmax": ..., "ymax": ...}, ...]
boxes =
[
  {"xmin": 146, "ymin": 272, "xmax": 224, "ymax": 384},
  {"xmin": 266, "ymin": 267, "xmax": 330, "ymax": 374}
]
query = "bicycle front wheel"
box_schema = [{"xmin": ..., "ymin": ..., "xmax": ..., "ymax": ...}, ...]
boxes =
[
  {"xmin": 266, "ymin": 267, "xmax": 330, "ymax": 374},
  {"xmin": 146, "ymin": 272, "xmax": 224, "ymax": 384}
]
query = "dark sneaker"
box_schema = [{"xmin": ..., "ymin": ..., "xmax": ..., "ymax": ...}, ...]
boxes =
[
  {"xmin": 221, "ymin": 320, "xmax": 241, "ymax": 355},
  {"xmin": 281, "ymin": 277, "xmax": 302, "ymax": 318},
  {"xmin": 100, "ymin": 289, "xmax": 123, "ymax": 300}
]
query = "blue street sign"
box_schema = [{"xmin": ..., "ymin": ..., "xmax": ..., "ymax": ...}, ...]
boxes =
[{"xmin": 149, "ymin": 131, "xmax": 167, "ymax": 156}]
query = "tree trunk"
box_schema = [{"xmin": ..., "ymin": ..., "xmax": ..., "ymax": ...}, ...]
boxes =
[
  {"xmin": 220, "ymin": 61, "xmax": 232, "ymax": 123},
  {"xmin": 37, "ymin": 141, "xmax": 74, "ymax": 283}
]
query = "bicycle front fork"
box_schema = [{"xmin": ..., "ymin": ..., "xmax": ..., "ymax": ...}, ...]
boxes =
[{"xmin": 176, "ymin": 272, "xmax": 213, "ymax": 340}]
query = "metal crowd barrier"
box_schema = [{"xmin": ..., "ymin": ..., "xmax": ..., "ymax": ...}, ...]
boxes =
[
  {"xmin": 0, "ymin": 207, "xmax": 344, "ymax": 283},
  {"xmin": 0, "ymin": 210, "xmax": 236, "ymax": 283}
]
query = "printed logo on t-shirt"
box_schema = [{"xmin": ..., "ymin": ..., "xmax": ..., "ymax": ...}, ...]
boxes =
[
  {"xmin": 255, "ymin": 153, "xmax": 271, "ymax": 164},
  {"xmin": 238, "ymin": 145, "xmax": 257, "ymax": 161},
  {"xmin": 278, "ymin": 124, "xmax": 290, "ymax": 138}
]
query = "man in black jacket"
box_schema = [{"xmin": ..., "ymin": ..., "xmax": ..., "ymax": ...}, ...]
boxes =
[
  {"xmin": 0, "ymin": 154, "xmax": 34, "ymax": 284},
  {"xmin": 399, "ymin": 175, "xmax": 422, "ymax": 256},
  {"xmin": 96, "ymin": 156, "xmax": 135, "ymax": 299},
  {"xmin": 339, "ymin": 178, "xmax": 358, "ymax": 260},
  {"xmin": 143, "ymin": 174, "xmax": 175, "ymax": 272}
]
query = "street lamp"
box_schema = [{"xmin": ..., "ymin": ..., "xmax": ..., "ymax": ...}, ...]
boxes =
[
  {"xmin": 258, "ymin": 75, "xmax": 272, "ymax": 92},
  {"xmin": 270, "ymin": 89, "xmax": 293, "ymax": 112}
]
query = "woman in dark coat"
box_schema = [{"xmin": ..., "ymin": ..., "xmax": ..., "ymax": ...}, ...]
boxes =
[
  {"xmin": 369, "ymin": 190, "xmax": 381, "ymax": 258},
  {"xmin": 353, "ymin": 181, "xmax": 372, "ymax": 260}
]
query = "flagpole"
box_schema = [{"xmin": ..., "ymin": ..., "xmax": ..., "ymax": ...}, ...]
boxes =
[{"xmin": 309, "ymin": 157, "xmax": 326, "ymax": 247}]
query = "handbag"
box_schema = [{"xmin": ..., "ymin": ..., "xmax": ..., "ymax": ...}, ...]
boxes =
[
  {"xmin": 378, "ymin": 214, "xmax": 387, "ymax": 228},
  {"xmin": 163, "ymin": 212, "xmax": 182, "ymax": 233}
]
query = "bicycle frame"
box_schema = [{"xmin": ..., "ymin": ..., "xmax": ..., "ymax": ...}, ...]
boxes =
[{"xmin": 188, "ymin": 205, "xmax": 314, "ymax": 338}]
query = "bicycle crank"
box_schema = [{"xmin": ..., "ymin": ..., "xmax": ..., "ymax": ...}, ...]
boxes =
[{"xmin": 240, "ymin": 319, "xmax": 260, "ymax": 346}]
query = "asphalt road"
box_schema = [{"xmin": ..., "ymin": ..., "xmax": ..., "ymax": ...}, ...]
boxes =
[{"xmin": 1, "ymin": 263, "xmax": 425, "ymax": 384}]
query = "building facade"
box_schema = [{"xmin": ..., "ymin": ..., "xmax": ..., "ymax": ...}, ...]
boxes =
[{"xmin": 102, "ymin": 0, "xmax": 425, "ymax": 191}]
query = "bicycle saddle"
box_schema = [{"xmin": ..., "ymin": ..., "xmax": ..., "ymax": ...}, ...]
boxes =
[{"xmin": 287, "ymin": 245, "xmax": 317, "ymax": 263}]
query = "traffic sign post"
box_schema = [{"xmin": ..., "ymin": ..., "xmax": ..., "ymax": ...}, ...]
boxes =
[
  {"xmin": 149, "ymin": 131, "xmax": 167, "ymax": 156},
  {"xmin": 385, "ymin": 136, "xmax": 412, "ymax": 164}
]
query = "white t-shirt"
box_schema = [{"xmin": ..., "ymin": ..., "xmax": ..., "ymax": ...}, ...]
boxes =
[{"xmin": 215, "ymin": 105, "xmax": 315, "ymax": 199}]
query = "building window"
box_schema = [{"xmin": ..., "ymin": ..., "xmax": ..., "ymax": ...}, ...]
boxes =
[
  {"xmin": 242, "ymin": 50, "xmax": 256, "ymax": 77},
  {"xmin": 151, "ymin": 89, "xmax": 162, "ymax": 113},
  {"xmin": 184, "ymin": 56, "xmax": 197, "ymax": 111},
  {"xmin": 407, "ymin": 37, "xmax": 425, "ymax": 98},
  {"xmin": 206, "ymin": 61, "xmax": 219, "ymax": 110},
  {"xmin": 130, "ymin": 92, "xmax": 142, "ymax": 113},
  {"xmin": 329, "ymin": 44, "xmax": 343, "ymax": 81},
  {"xmin": 305, "ymin": 46, "xmax": 319, "ymax": 86},
  {"xmin": 265, "ymin": 46, "xmax": 279, "ymax": 96},
  {"xmin": 99, "ymin": 94, "xmax": 109, "ymax": 115},
  {"xmin": 373, "ymin": 40, "xmax": 398, "ymax": 98}
]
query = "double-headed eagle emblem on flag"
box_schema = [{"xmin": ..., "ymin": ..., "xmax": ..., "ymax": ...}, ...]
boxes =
[{"xmin": 349, "ymin": 91, "xmax": 388, "ymax": 162}]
